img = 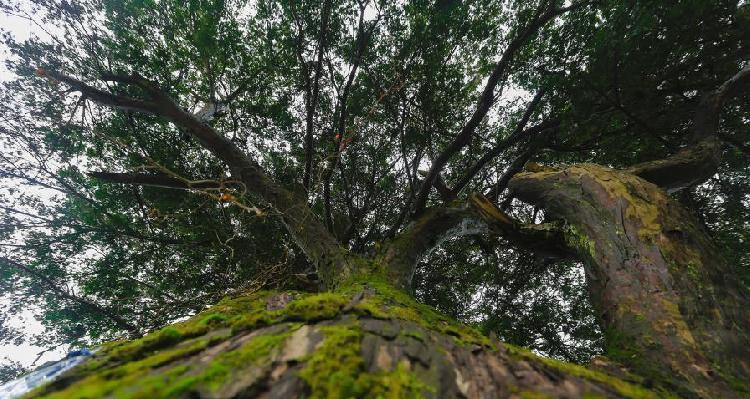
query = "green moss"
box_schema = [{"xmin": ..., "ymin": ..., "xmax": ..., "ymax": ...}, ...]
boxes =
[
  {"xmin": 167, "ymin": 291, "xmax": 273, "ymax": 339},
  {"xmin": 401, "ymin": 329, "xmax": 425, "ymax": 342},
  {"xmin": 353, "ymin": 297, "xmax": 391, "ymax": 319},
  {"xmin": 199, "ymin": 313, "xmax": 228, "ymax": 327},
  {"xmin": 683, "ymin": 260, "xmax": 704, "ymax": 289},
  {"xmin": 180, "ymin": 329, "xmax": 291, "ymax": 394},
  {"xmin": 602, "ymin": 326, "xmax": 668, "ymax": 384},
  {"xmin": 29, "ymin": 328, "xmax": 290, "ymax": 399},
  {"xmin": 298, "ymin": 323, "xmax": 429, "ymax": 399},
  {"xmin": 369, "ymin": 363, "xmax": 432, "ymax": 399},
  {"xmin": 298, "ymin": 324, "xmax": 366, "ymax": 398},
  {"xmin": 564, "ymin": 224, "xmax": 596, "ymax": 259},
  {"xmin": 341, "ymin": 276, "xmax": 492, "ymax": 348},
  {"xmin": 518, "ymin": 391, "xmax": 553, "ymax": 399},
  {"xmin": 603, "ymin": 327, "xmax": 640, "ymax": 364},
  {"xmin": 29, "ymin": 336, "xmax": 213, "ymax": 399},
  {"xmin": 582, "ymin": 393, "xmax": 608, "ymax": 399},
  {"xmin": 505, "ymin": 343, "xmax": 671, "ymax": 399},
  {"xmin": 103, "ymin": 327, "xmax": 184, "ymax": 363},
  {"xmin": 209, "ymin": 291, "xmax": 274, "ymax": 316},
  {"xmin": 24, "ymin": 278, "xmax": 666, "ymax": 399},
  {"xmin": 229, "ymin": 310, "xmax": 275, "ymax": 333},
  {"xmin": 285, "ymin": 292, "xmax": 348, "ymax": 321},
  {"xmin": 98, "ymin": 295, "xmax": 269, "ymax": 365}
]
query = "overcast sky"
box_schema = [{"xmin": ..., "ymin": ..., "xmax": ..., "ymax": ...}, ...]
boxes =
[{"xmin": 0, "ymin": 9, "xmax": 69, "ymax": 369}]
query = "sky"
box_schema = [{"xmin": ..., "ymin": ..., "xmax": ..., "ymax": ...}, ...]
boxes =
[{"xmin": 0, "ymin": 9, "xmax": 69, "ymax": 369}]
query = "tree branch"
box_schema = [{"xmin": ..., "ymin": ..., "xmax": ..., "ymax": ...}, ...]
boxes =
[
  {"xmin": 45, "ymin": 70, "xmax": 358, "ymax": 289},
  {"xmin": 43, "ymin": 70, "xmax": 157, "ymax": 113},
  {"xmin": 302, "ymin": 0, "xmax": 333, "ymax": 192},
  {"xmin": 412, "ymin": 1, "xmax": 571, "ymax": 217},
  {"xmin": 322, "ymin": 3, "xmax": 378, "ymax": 230},
  {"xmin": 0, "ymin": 256, "xmax": 139, "ymax": 335},
  {"xmin": 693, "ymin": 63, "xmax": 750, "ymax": 140},
  {"xmin": 626, "ymin": 137, "xmax": 723, "ymax": 192},
  {"xmin": 88, "ymin": 172, "xmax": 243, "ymax": 191},
  {"xmin": 627, "ymin": 64, "xmax": 750, "ymax": 191},
  {"xmin": 485, "ymin": 146, "xmax": 537, "ymax": 201},
  {"xmin": 417, "ymin": 170, "xmax": 454, "ymax": 202},
  {"xmin": 452, "ymin": 116, "xmax": 558, "ymax": 196},
  {"xmin": 382, "ymin": 193, "xmax": 573, "ymax": 289}
]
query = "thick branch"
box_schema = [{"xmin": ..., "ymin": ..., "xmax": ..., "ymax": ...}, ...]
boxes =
[
  {"xmin": 467, "ymin": 193, "xmax": 573, "ymax": 257},
  {"xmin": 46, "ymin": 71, "xmax": 357, "ymax": 289},
  {"xmin": 44, "ymin": 70, "xmax": 157, "ymax": 113},
  {"xmin": 626, "ymin": 137, "xmax": 722, "ymax": 192},
  {"xmin": 627, "ymin": 64, "xmax": 750, "ymax": 191},
  {"xmin": 382, "ymin": 193, "xmax": 573, "ymax": 289},
  {"xmin": 381, "ymin": 206, "xmax": 482, "ymax": 289}
]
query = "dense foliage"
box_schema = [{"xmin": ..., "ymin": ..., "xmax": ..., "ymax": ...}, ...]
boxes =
[{"xmin": 0, "ymin": 0, "xmax": 747, "ymax": 379}]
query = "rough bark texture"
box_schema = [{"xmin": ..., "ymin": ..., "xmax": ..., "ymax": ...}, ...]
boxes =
[
  {"xmin": 510, "ymin": 164, "xmax": 750, "ymax": 398},
  {"xmin": 23, "ymin": 278, "xmax": 666, "ymax": 399}
]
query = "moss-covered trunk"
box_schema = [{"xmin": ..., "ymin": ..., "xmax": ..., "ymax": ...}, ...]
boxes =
[
  {"xmin": 25, "ymin": 277, "xmax": 666, "ymax": 399},
  {"xmin": 511, "ymin": 164, "xmax": 750, "ymax": 398}
]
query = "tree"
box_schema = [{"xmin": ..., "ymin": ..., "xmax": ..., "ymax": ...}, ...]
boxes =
[
  {"xmin": 1, "ymin": 0, "xmax": 749, "ymax": 397},
  {"xmin": 0, "ymin": 358, "xmax": 26, "ymax": 384}
]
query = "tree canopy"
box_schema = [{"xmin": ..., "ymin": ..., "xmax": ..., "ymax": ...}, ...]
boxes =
[{"xmin": 0, "ymin": 0, "xmax": 748, "ymax": 387}]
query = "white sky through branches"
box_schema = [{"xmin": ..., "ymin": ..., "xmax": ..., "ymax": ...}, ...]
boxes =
[{"xmin": 0, "ymin": 9, "xmax": 68, "ymax": 370}]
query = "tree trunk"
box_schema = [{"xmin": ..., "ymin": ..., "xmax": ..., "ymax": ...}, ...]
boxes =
[
  {"xmin": 510, "ymin": 164, "xmax": 750, "ymax": 398},
  {"xmin": 25, "ymin": 278, "xmax": 665, "ymax": 399}
]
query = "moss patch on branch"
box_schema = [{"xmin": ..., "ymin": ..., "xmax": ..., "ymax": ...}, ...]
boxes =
[
  {"xmin": 505, "ymin": 344, "xmax": 676, "ymax": 399},
  {"xmin": 298, "ymin": 323, "xmax": 429, "ymax": 399}
]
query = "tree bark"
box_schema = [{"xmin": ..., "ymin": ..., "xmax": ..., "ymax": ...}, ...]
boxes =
[
  {"xmin": 510, "ymin": 164, "xmax": 750, "ymax": 398},
  {"xmin": 25, "ymin": 279, "xmax": 667, "ymax": 399}
]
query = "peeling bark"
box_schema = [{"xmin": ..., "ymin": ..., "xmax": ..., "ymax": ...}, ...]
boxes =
[{"xmin": 510, "ymin": 164, "xmax": 750, "ymax": 398}]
